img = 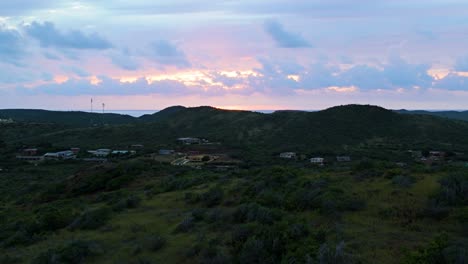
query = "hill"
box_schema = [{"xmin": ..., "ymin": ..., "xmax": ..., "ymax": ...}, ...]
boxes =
[
  {"xmin": 0, "ymin": 109, "xmax": 137, "ymax": 127},
  {"xmin": 396, "ymin": 109, "xmax": 468, "ymax": 122},
  {"xmin": 5, "ymin": 105, "xmax": 468, "ymax": 157}
]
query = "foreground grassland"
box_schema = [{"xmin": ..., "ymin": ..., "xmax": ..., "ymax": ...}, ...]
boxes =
[{"xmin": 0, "ymin": 158, "xmax": 466, "ymax": 264}]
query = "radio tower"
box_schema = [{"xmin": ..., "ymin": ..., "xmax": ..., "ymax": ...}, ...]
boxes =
[
  {"xmin": 91, "ymin": 98, "xmax": 94, "ymax": 113},
  {"xmin": 102, "ymin": 103, "xmax": 105, "ymax": 114}
]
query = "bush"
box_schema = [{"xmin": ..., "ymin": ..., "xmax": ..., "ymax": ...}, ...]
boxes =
[
  {"xmin": 69, "ymin": 207, "xmax": 112, "ymax": 230},
  {"xmin": 184, "ymin": 192, "xmax": 201, "ymax": 204},
  {"xmin": 201, "ymin": 188, "xmax": 224, "ymax": 207},
  {"xmin": 112, "ymin": 195, "xmax": 141, "ymax": 212},
  {"xmin": 435, "ymin": 173, "xmax": 468, "ymax": 206},
  {"xmin": 2, "ymin": 229, "xmax": 41, "ymax": 248},
  {"xmin": 238, "ymin": 238, "xmax": 271, "ymax": 264},
  {"xmin": 32, "ymin": 240, "xmax": 102, "ymax": 264},
  {"xmin": 35, "ymin": 205, "xmax": 75, "ymax": 231},
  {"xmin": 233, "ymin": 203, "xmax": 281, "ymax": 225},
  {"xmin": 144, "ymin": 234, "xmax": 166, "ymax": 252},
  {"xmin": 392, "ymin": 175, "xmax": 416, "ymax": 188},
  {"xmin": 317, "ymin": 241, "xmax": 352, "ymax": 264},
  {"xmin": 191, "ymin": 208, "xmax": 206, "ymax": 222},
  {"xmin": 174, "ymin": 216, "xmax": 195, "ymax": 233}
]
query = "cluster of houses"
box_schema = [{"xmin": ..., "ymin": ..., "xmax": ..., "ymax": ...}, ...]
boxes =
[
  {"xmin": 17, "ymin": 148, "xmax": 80, "ymax": 162},
  {"xmin": 0, "ymin": 118, "xmax": 13, "ymax": 124},
  {"xmin": 279, "ymin": 152, "xmax": 351, "ymax": 166},
  {"xmin": 16, "ymin": 145, "xmax": 141, "ymax": 163}
]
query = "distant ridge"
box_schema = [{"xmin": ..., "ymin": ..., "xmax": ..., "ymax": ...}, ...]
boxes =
[
  {"xmin": 2, "ymin": 105, "xmax": 468, "ymax": 128},
  {"xmin": 0, "ymin": 109, "xmax": 136, "ymax": 127},
  {"xmin": 396, "ymin": 109, "xmax": 468, "ymax": 122}
]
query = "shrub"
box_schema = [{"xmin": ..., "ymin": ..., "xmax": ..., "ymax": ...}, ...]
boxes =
[
  {"xmin": 435, "ymin": 173, "xmax": 468, "ymax": 206},
  {"xmin": 201, "ymin": 188, "xmax": 224, "ymax": 207},
  {"xmin": 392, "ymin": 175, "xmax": 416, "ymax": 188},
  {"xmin": 317, "ymin": 241, "xmax": 352, "ymax": 264},
  {"xmin": 144, "ymin": 234, "xmax": 166, "ymax": 252},
  {"xmin": 191, "ymin": 208, "xmax": 206, "ymax": 222},
  {"xmin": 32, "ymin": 240, "xmax": 102, "ymax": 264},
  {"xmin": 174, "ymin": 216, "xmax": 195, "ymax": 233},
  {"xmin": 200, "ymin": 246, "xmax": 232, "ymax": 264},
  {"xmin": 2, "ymin": 229, "xmax": 41, "ymax": 248},
  {"xmin": 184, "ymin": 192, "xmax": 201, "ymax": 204},
  {"xmin": 232, "ymin": 203, "xmax": 281, "ymax": 225},
  {"xmin": 69, "ymin": 207, "xmax": 112, "ymax": 230},
  {"xmin": 238, "ymin": 238, "xmax": 271, "ymax": 264},
  {"xmin": 35, "ymin": 205, "xmax": 75, "ymax": 231},
  {"xmin": 112, "ymin": 195, "xmax": 141, "ymax": 212}
]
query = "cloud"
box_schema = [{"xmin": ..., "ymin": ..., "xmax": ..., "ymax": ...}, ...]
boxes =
[
  {"xmin": 0, "ymin": 1, "xmax": 61, "ymax": 15},
  {"xmin": 43, "ymin": 51, "xmax": 61, "ymax": 60},
  {"xmin": 454, "ymin": 56, "xmax": 468, "ymax": 72},
  {"xmin": 383, "ymin": 56, "xmax": 432, "ymax": 88},
  {"xmin": 19, "ymin": 76, "xmax": 203, "ymax": 96},
  {"xmin": 110, "ymin": 48, "xmax": 141, "ymax": 71},
  {"xmin": 0, "ymin": 26, "xmax": 26, "ymax": 66},
  {"xmin": 433, "ymin": 73, "xmax": 468, "ymax": 91},
  {"xmin": 264, "ymin": 20, "xmax": 311, "ymax": 48},
  {"xmin": 148, "ymin": 40, "xmax": 191, "ymax": 68},
  {"xmin": 61, "ymin": 65, "xmax": 90, "ymax": 77},
  {"xmin": 24, "ymin": 21, "xmax": 113, "ymax": 50}
]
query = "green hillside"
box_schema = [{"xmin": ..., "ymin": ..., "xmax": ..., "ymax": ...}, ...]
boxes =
[
  {"xmin": 0, "ymin": 105, "xmax": 467, "ymax": 263},
  {"xmin": 7, "ymin": 105, "xmax": 468, "ymax": 155}
]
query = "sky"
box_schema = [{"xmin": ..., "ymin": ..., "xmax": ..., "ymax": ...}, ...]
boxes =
[{"xmin": 1, "ymin": 0, "xmax": 468, "ymax": 110}]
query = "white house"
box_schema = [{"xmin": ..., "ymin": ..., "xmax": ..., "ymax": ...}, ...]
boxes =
[
  {"xmin": 177, "ymin": 137, "xmax": 201, "ymax": 145},
  {"xmin": 279, "ymin": 152, "xmax": 297, "ymax": 159},
  {"xmin": 310, "ymin": 157, "xmax": 324, "ymax": 165},
  {"xmin": 44, "ymin": 150, "xmax": 76, "ymax": 160},
  {"xmin": 88, "ymin": 149, "xmax": 111, "ymax": 157},
  {"xmin": 336, "ymin": 156, "xmax": 351, "ymax": 162}
]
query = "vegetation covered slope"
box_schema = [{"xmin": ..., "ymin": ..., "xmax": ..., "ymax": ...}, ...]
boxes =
[{"xmin": 7, "ymin": 105, "xmax": 468, "ymax": 155}]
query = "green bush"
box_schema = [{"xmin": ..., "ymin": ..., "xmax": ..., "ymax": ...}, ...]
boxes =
[
  {"xmin": 435, "ymin": 173, "xmax": 468, "ymax": 206},
  {"xmin": 144, "ymin": 234, "xmax": 166, "ymax": 252},
  {"xmin": 174, "ymin": 216, "xmax": 195, "ymax": 233},
  {"xmin": 32, "ymin": 240, "xmax": 102, "ymax": 264},
  {"xmin": 201, "ymin": 188, "xmax": 224, "ymax": 207},
  {"xmin": 69, "ymin": 207, "xmax": 112, "ymax": 230}
]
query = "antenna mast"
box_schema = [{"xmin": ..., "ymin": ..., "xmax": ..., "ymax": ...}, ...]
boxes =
[
  {"xmin": 91, "ymin": 98, "xmax": 94, "ymax": 113},
  {"xmin": 102, "ymin": 103, "xmax": 105, "ymax": 114}
]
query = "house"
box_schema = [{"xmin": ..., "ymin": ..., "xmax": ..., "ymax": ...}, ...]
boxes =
[
  {"xmin": 88, "ymin": 149, "xmax": 111, "ymax": 157},
  {"xmin": 408, "ymin": 150, "xmax": 423, "ymax": 159},
  {"xmin": 279, "ymin": 152, "xmax": 297, "ymax": 159},
  {"xmin": 159, "ymin": 149, "xmax": 175, "ymax": 155},
  {"xmin": 429, "ymin": 151, "xmax": 445, "ymax": 160},
  {"xmin": 177, "ymin": 137, "xmax": 201, "ymax": 145},
  {"xmin": 111, "ymin": 150, "xmax": 129, "ymax": 155},
  {"xmin": 130, "ymin": 144, "xmax": 144, "ymax": 149},
  {"xmin": 44, "ymin": 150, "xmax": 76, "ymax": 160},
  {"xmin": 23, "ymin": 148, "xmax": 38, "ymax": 156},
  {"xmin": 310, "ymin": 157, "xmax": 325, "ymax": 165},
  {"xmin": 71, "ymin": 148, "xmax": 80, "ymax": 154},
  {"xmin": 336, "ymin": 156, "xmax": 351, "ymax": 162}
]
